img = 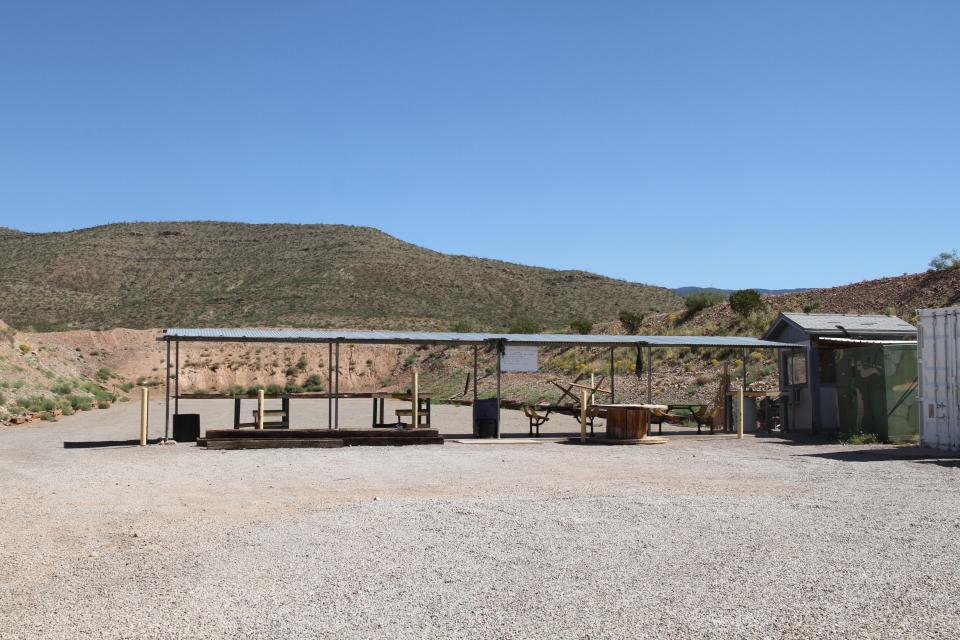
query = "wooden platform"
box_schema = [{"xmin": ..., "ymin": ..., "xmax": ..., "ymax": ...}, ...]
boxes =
[{"xmin": 199, "ymin": 428, "xmax": 443, "ymax": 449}]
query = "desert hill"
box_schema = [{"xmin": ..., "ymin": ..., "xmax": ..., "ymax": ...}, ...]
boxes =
[{"xmin": 0, "ymin": 222, "xmax": 682, "ymax": 331}]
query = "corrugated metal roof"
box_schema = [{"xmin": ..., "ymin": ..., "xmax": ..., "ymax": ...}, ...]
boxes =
[
  {"xmin": 771, "ymin": 313, "xmax": 916, "ymax": 336},
  {"xmin": 819, "ymin": 337, "xmax": 918, "ymax": 345},
  {"xmin": 161, "ymin": 327, "xmax": 800, "ymax": 349}
]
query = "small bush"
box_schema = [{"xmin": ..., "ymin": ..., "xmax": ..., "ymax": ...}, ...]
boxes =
[
  {"xmin": 841, "ymin": 432, "xmax": 881, "ymax": 445},
  {"xmin": 119, "ymin": 382, "xmax": 134, "ymax": 393},
  {"xmin": 284, "ymin": 382, "xmax": 304, "ymax": 394},
  {"xmin": 508, "ymin": 319, "xmax": 540, "ymax": 334},
  {"xmin": 569, "ymin": 319, "xmax": 593, "ymax": 335},
  {"xmin": 96, "ymin": 368, "xmax": 111, "ymax": 382},
  {"xmin": 246, "ymin": 384, "xmax": 264, "ymax": 395},
  {"xmin": 66, "ymin": 395, "xmax": 93, "ymax": 411},
  {"xmin": 265, "ymin": 384, "xmax": 284, "ymax": 395},
  {"xmin": 729, "ymin": 289, "xmax": 764, "ymax": 317},
  {"xmin": 0, "ymin": 391, "xmax": 5, "ymax": 405},
  {"xmin": 96, "ymin": 400, "xmax": 111, "ymax": 409},
  {"xmin": 94, "ymin": 390, "xmax": 117, "ymax": 404},
  {"xmin": 618, "ymin": 311, "xmax": 645, "ymax": 334},
  {"xmin": 19, "ymin": 344, "xmax": 31, "ymax": 354},
  {"xmin": 450, "ymin": 320, "xmax": 475, "ymax": 333},
  {"xmin": 929, "ymin": 250, "xmax": 960, "ymax": 271},
  {"xmin": 224, "ymin": 384, "xmax": 246, "ymax": 395},
  {"xmin": 58, "ymin": 399, "xmax": 75, "ymax": 416},
  {"xmin": 296, "ymin": 356, "xmax": 308, "ymax": 371},
  {"xmin": 303, "ymin": 374, "xmax": 324, "ymax": 392},
  {"xmin": 802, "ymin": 301, "xmax": 821, "ymax": 314},
  {"xmin": 285, "ymin": 366, "xmax": 298, "ymax": 378},
  {"xmin": 52, "ymin": 381, "xmax": 74, "ymax": 395},
  {"xmin": 684, "ymin": 292, "xmax": 722, "ymax": 315}
]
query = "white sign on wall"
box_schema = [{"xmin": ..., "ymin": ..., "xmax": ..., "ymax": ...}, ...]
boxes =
[{"xmin": 502, "ymin": 345, "xmax": 539, "ymax": 372}]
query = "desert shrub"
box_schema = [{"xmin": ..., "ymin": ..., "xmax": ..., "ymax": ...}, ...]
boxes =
[
  {"xmin": 0, "ymin": 391, "xmax": 5, "ymax": 405},
  {"xmin": 508, "ymin": 319, "xmax": 540, "ymax": 334},
  {"xmin": 296, "ymin": 355, "xmax": 308, "ymax": 371},
  {"xmin": 265, "ymin": 384, "xmax": 284, "ymax": 395},
  {"xmin": 284, "ymin": 382, "xmax": 304, "ymax": 394},
  {"xmin": 16, "ymin": 396, "xmax": 56, "ymax": 413},
  {"xmin": 225, "ymin": 384, "xmax": 246, "ymax": 395},
  {"xmin": 96, "ymin": 400, "xmax": 111, "ymax": 409},
  {"xmin": 841, "ymin": 432, "xmax": 881, "ymax": 445},
  {"xmin": 119, "ymin": 382, "xmax": 134, "ymax": 393},
  {"xmin": 802, "ymin": 301, "xmax": 821, "ymax": 314},
  {"xmin": 19, "ymin": 344, "xmax": 31, "ymax": 354},
  {"xmin": 285, "ymin": 366, "xmax": 298, "ymax": 377},
  {"xmin": 57, "ymin": 399, "xmax": 75, "ymax": 416},
  {"xmin": 246, "ymin": 384, "xmax": 264, "ymax": 395},
  {"xmin": 618, "ymin": 311, "xmax": 645, "ymax": 334},
  {"xmin": 94, "ymin": 390, "xmax": 117, "ymax": 404},
  {"xmin": 40, "ymin": 411, "xmax": 56, "ymax": 421},
  {"xmin": 929, "ymin": 250, "xmax": 960, "ymax": 271},
  {"xmin": 729, "ymin": 289, "xmax": 764, "ymax": 317},
  {"xmin": 450, "ymin": 320, "xmax": 475, "ymax": 333},
  {"xmin": 96, "ymin": 368, "xmax": 111, "ymax": 381},
  {"xmin": 569, "ymin": 319, "xmax": 593, "ymax": 335},
  {"xmin": 684, "ymin": 292, "xmax": 723, "ymax": 315},
  {"xmin": 66, "ymin": 395, "xmax": 93, "ymax": 411},
  {"xmin": 303, "ymin": 374, "xmax": 324, "ymax": 392},
  {"xmin": 52, "ymin": 381, "xmax": 74, "ymax": 395}
]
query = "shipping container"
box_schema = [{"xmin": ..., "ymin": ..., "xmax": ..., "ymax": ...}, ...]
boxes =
[
  {"xmin": 834, "ymin": 344, "xmax": 919, "ymax": 441},
  {"xmin": 918, "ymin": 307, "xmax": 960, "ymax": 451}
]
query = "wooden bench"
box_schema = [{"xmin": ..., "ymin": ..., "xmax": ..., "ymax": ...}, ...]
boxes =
[
  {"xmin": 251, "ymin": 409, "xmax": 289, "ymax": 429},
  {"xmin": 522, "ymin": 405, "xmax": 550, "ymax": 436}
]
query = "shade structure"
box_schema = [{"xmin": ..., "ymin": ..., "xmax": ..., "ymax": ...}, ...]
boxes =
[{"xmin": 161, "ymin": 327, "xmax": 800, "ymax": 349}]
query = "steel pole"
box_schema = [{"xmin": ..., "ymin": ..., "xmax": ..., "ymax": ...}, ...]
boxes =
[
  {"xmin": 609, "ymin": 347, "xmax": 615, "ymax": 403},
  {"xmin": 646, "ymin": 345, "xmax": 653, "ymax": 404},
  {"xmin": 174, "ymin": 340, "xmax": 180, "ymax": 415},
  {"xmin": 334, "ymin": 342, "xmax": 340, "ymax": 429},
  {"xmin": 164, "ymin": 340, "xmax": 170, "ymax": 441},
  {"xmin": 496, "ymin": 341, "xmax": 502, "ymax": 439},
  {"xmin": 327, "ymin": 342, "xmax": 332, "ymax": 429}
]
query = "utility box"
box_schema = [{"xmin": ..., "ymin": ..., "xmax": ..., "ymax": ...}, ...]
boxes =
[
  {"xmin": 919, "ymin": 307, "xmax": 960, "ymax": 451},
  {"xmin": 473, "ymin": 398, "xmax": 498, "ymax": 438},
  {"xmin": 834, "ymin": 344, "xmax": 918, "ymax": 442},
  {"xmin": 172, "ymin": 413, "xmax": 201, "ymax": 443}
]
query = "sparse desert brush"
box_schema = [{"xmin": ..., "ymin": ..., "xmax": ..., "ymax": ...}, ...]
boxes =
[
  {"xmin": 66, "ymin": 395, "xmax": 93, "ymax": 411},
  {"xmin": 52, "ymin": 381, "xmax": 74, "ymax": 395},
  {"xmin": 96, "ymin": 367, "xmax": 111, "ymax": 381},
  {"xmin": 19, "ymin": 344, "xmax": 31, "ymax": 354},
  {"xmin": 303, "ymin": 374, "xmax": 324, "ymax": 392},
  {"xmin": 749, "ymin": 351, "xmax": 763, "ymax": 362}
]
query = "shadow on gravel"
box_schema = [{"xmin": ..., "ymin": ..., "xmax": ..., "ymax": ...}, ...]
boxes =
[
  {"xmin": 63, "ymin": 438, "xmax": 164, "ymax": 449},
  {"xmin": 795, "ymin": 448, "xmax": 960, "ymax": 464}
]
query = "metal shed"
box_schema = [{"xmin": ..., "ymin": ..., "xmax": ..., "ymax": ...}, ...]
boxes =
[
  {"xmin": 762, "ymin": 313, "xmax": 917, "ymax": 433},
  {"xmin": 918, "ymin": 307, "xmax": 960, "ymax": 451}
]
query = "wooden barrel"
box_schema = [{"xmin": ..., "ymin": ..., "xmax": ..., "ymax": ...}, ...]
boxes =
[{"xmin": 605, "ymin": 407, "xmax": 649, "ymax": 440}]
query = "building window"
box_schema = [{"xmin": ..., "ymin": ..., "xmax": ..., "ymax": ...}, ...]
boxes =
[{"xmin": 787, "ymin": 352, "xmax": 807, "ymax": 386}]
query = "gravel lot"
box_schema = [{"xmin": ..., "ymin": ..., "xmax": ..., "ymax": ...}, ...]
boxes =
[{"xmin": 2, "ymin": 400, "xmax": 960, "ymax": 639}]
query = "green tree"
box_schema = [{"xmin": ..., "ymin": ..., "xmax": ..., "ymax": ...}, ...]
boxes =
[
  {"xmin": 929, "ymin": 250, "xmax": 960, "ymax": 271},
  {"xmin": 618, "ymin": 311, "xmax": 644, "ymax": 334},
  {"xmin": 729, "ymin": 289, "xmax": 764, "ymax": 317}
]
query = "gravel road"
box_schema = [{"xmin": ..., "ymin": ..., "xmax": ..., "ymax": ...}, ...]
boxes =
[{"xmin": 2, "ymin": 401, "xmax": 959, "ymax": 639}]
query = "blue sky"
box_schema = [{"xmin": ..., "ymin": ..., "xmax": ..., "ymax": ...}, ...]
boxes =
[{"xmin": 1, "ymin": 1, "xmax": 958, "ymax": 289}]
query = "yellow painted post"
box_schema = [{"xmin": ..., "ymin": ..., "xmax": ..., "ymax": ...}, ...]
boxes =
[
  {"xmin": 412, "ymin": 370, "xmax": 419, "ymax": 429},
  {"xmin": 257, "ymin": 388, "xmax": 265, "ymax": 430},
  {"xmin": 580, "ymin": 390, "xmax": 588, "ymax": 443},
  {"xmin": 140, "ymin": 387, "xmax": 149, "ymax": 446},
  {"xmin": 590, "ymin": 373, "xmax": 595, "ymax": 405},
  {"xmin": 738, "ymin": 385, "xmax": 744, "ymax": 439}
]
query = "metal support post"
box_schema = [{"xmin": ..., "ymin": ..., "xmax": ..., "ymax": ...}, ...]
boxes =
[
  {"xmin": 327, "ymin": 342, "xmax": 332, "ymax": 429},
  {"xmin": 164, "ymin": 340, "xmax": 170, "ymax": 441},
  {"xmin": 609, "ymin": 347, "xmax": 615, "ymax": 403},
  {"xmin": 496, "ymin": 340, "xmax": 502, "ymax": 439},
  {"xmin": 174, "ymin": 340, "xmax": 180, "ymax": 415},
  {"xmin": 646, "ymin": 345, "xmax": 653, "ymax": 404},
  {"xmin": 334, "ymin": 342, "xmax": 340, "ymax": 429}
]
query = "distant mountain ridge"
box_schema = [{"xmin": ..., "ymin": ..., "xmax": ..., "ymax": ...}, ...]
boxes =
[
  {"xmin": 0, "ymin": 222, "xmax": 683, "ymax": 331},
  {"xmin": 672, "ymin": 286, "xmax": 809, "ymax": 298}
]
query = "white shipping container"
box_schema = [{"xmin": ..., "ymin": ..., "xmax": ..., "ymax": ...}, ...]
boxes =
[{"xmin": 918, "ymin": 307, "xmax": 960, "ymax": 451}]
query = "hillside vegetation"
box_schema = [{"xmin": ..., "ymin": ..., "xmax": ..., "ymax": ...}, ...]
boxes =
[{"xmin": 0, "ymin": 222, "xmax": 682, "ymax": 331}]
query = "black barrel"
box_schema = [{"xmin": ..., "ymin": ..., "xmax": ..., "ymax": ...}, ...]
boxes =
[
  {"xmin": 473, "ymin": 398, "xmax": 498, "ymax": 438},
  {"xmin": 172, "ymin": 413, "xmax": 200, "ymax": 442}
]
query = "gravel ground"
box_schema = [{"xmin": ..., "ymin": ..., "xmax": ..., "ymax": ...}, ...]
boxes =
[{"xmin": 2, "ymin": 401, "xmax": 960, "ymax": 639}]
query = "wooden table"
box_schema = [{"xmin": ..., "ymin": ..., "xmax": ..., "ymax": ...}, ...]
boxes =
[
  {"xmin": 592, "ymin": 404, "xmax": 668, "ymax": 440},
  {"xmin": 371, "ymin": 392, "xmax": 433, "ymax": 428}
]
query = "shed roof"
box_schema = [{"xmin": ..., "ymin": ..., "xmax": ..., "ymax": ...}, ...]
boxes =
[
  {"xmin": 762, "ymin": 313, "xmax": 917, "ymax": 340},
  {"xmin": 162, "ymin": 327, "xmax": 800, "ymax": 349}
]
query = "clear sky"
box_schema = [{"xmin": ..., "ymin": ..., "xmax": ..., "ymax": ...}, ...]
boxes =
[{"xmin": 1, "ymin": 1, "xmax": 958, "ymax": 290}]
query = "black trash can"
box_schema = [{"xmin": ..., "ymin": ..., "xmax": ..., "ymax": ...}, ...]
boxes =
[
  {"xmin": 172, "ymin": 413, "xmax": 200, "ymax": 443},
  {"xmin": 473, "ymin": 398, "xmax": 499, "ymax": 438}
]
